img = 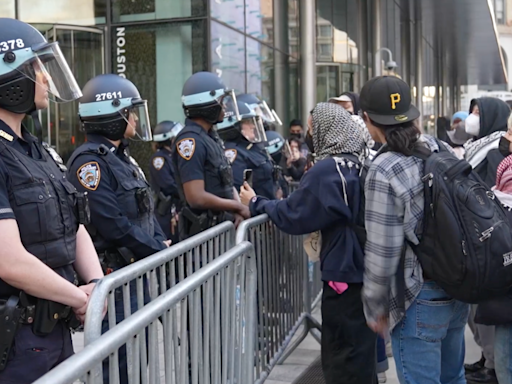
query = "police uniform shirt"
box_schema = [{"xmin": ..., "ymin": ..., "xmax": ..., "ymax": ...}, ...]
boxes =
[
  {"xmin": 224, "ymin": 141, "xmax": 275, "ymax": 200},
  {"xmin": 0, "ymin": 121, "xmax": 75, "ymax": 294},
  {"xmin": 67, "ymin": 134, "xmax": 166, "ymax": 258},
  {"xmin": 173, "ymin": 119, "xmax": 234, "ymax": 205},
  {"xmin": 149, "ymin": 148, "xmax": 178, "ymax": 197}
]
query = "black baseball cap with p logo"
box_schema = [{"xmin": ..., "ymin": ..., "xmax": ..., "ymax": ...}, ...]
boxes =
[{"xmin": 359, "ymin": 76, "xmax": 420, "ymax": 126}]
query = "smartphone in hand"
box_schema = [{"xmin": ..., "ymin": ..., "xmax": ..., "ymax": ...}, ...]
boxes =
[{"xmin": 243, "ymin": 169, "xmax": 254, "ymax": 188}]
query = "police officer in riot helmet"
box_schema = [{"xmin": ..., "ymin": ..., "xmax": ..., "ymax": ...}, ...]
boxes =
[
  {"xmin": 219, "ymin": 100, "xmax": 277, "ymax": 199},
  {"xmin": 67, "ymin": 74, "xmax": 170, "ymax": 383},
  {"xmin": 150, "ymin": 120, "xmax": 184, "ymax": 243},
  {"xmin": 173, "ymin": 72, "xmax": 250, "ymax": 239},
  {"xmin": 0, "ymin": 18, "xmax": 104, "ymax": 383},
  {"xmin": 237, "ymin": 93, "xmax": 282, "ymax": 132},
  {"xmin": 265, "ymin": 130, "xmax": 292, "ymax": 199}
]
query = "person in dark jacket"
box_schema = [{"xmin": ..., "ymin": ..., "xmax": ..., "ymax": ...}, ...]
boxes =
[
  {"xmin": 475, "ymin": 118, "xmax": 512, "ymax": 384},
  {"xmin": 149, "ymin": 120, "xmax": 184, "ymax": 242},
  {"xmin": 463, "ymin": 97, "xmax": 510, "ymax": 384},
  {"xmin": 240, "ymin": 102, "xmax": 377, "ymax": 384},
  {"xmin": 464, "ymin": 97, "xmax": 510, "ymax": 188}
]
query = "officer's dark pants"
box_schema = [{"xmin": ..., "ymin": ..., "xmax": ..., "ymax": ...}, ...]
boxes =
[
  {"xmin": 156, "ymin": 212, "xmax": 179, "ymax": 245},
  {"xmin": 0, "ymin": 322, "xmax": 73, "ymax": 384},
  {"xmin": 101, "ymin": 278, "xmax": 150, "ymax": 384},
  {"xmin": 321, "ymin": 282, "xmax": 377, "ymax": 384}
]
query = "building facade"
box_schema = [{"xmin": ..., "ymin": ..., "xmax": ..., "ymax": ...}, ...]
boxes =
[
  {"xmin": 0, "ymin": 0, "xmax": 302, "ymax": 173},
  {"xmin": 0, "ymin": 0, "xmax": 507, "ymax": 172}
]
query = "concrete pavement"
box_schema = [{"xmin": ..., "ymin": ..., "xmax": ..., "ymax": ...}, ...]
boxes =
[{"xmin": 71, "ymin": 306, "xmax": 483, "ymax": 384}]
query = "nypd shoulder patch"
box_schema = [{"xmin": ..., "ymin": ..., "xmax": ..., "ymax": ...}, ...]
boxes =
[
  {"xmin": 224, "ymin": 149, "xmax": 237, "ymax": 164},
  {"xmin": 77, "ymin": 161, "xmax": 101, "ymax": 191},
  {"xmin": 177, "ymin": 138, "xmax": 195, "ymax": 160},
  {"xmin": 152, "ymin": 156, "xmax": 165, "ymax": 170}
]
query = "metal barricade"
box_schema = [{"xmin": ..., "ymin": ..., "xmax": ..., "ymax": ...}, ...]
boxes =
[
  {"xmin": 34, "ymin": 242, "xmax": 257, "ymax": 384},
  {"xmin": 236, "ymin": 214, "xmax": 322, "ymax": 383},
  {"xmin": 288, "ymin": 181, "xmax": 300, "ymax": 194},
  {"xmin": 84, "ymin": 221, "xmax": 235, "ymax": 348}
]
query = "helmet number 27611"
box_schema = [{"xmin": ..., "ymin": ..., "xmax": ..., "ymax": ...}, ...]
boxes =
[{"xmin": 95, "ymin": 92, "xmax": 123, "ymax": 101}]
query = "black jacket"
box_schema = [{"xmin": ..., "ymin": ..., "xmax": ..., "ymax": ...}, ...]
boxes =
[{"xmin": 476, "ymin": 190, "xmax": 512, "ymax": 325}]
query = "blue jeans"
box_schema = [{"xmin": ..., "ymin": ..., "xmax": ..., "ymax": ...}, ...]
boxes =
[
  {"xmin": 391, "ymin": 281, "xmax": 469, "ymax": 384},
  {"xmin": 495, "ymin": 325, "xmax": 512, "ymax": 383}
]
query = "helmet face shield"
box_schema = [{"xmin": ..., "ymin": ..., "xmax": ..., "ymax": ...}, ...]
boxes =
[
  {"xmin": 240, "ymin": 115, "xmax": 267, "ymax": 143},
  {"xmin": 9, "ymin": 42, "xmax": 82, "ymax": 102},
  {"xmin": 221, "ymin": 90, "xmax": 241, "ymax": 122},
  {"xmin": 272, "ymin": 109, "xmax": 283, "ymax": 126},
  {"xmin": 282, "ymin": 139, "xmax": 292, "ymax": 158},
  {"xmin": 249, "ymin": 100, "xmax": 275, "ymax": 123},
  {"xmin": 121, "ymin": 100, "xmax": 152, "ymax": 141}
]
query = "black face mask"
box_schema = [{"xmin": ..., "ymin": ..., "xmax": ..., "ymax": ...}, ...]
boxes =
[
  {"xmin": 290, "ymin": 132, "xmax": 302, "ymax": 140},
  {"xmin": 305, "ymin": 132, "xmax": 314, "ymax": 153},
  {"xmin": 499, "ymin": 136, "xmax": 512, "ymax": 157}
]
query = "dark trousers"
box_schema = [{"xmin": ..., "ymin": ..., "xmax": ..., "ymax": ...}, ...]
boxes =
[
  {"xmin": 321, "ymin": 282, "xmax": 377, "ymax": 384},
  {"xmin": 0, "ymin": 322, "xmax": 73, "ymax": 384},
  {"xmin": 101, "ymin": 278, "xmax": 150, "ymax": 384}
]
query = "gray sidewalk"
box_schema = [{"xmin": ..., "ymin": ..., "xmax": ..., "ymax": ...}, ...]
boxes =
[
  {"xmin": 263, "ymin": 307, "xmax": 482, "ymax": 384},
  {"xmin": 71, "ymin": 307, "xmax": 483, "ymax": 384}
]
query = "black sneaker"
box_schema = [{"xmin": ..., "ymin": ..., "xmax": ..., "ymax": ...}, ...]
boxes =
[
  {"xmin": 465, "ymin": 354, "xmax": 486, "ymax": 374},
  {"xmin": 466, "ymin": 368, "xmax": 498, "ymax": 384}
]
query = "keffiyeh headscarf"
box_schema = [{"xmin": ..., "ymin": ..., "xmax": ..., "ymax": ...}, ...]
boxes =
[{"xmin": 311, "ymin": 102, "xmax": 367, "ymax": 161}]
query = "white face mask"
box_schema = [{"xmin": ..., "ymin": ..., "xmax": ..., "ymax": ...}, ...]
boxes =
[{"xmin": 465, "ymin": 113, "xmax": 480, "ymax": 137}]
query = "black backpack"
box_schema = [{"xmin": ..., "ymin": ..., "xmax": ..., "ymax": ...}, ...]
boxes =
[{"xmin": 409, "ymin": 139, "xmax": 512, "ymax": 303}]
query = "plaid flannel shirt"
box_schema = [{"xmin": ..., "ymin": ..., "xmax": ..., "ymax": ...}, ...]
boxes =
[{"xmin": 362, "ymin": 135, "xmax": 442, "ymax": 331}]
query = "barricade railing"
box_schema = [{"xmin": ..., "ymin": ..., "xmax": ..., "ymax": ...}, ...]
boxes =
[
  {"xmin": 236, "ymin": 214, "xmax": 322, "ymax": 383},
  {"xmin": 84, "ymin": 221, "xmax": 235, "ymax": 348},
  {"xmin": 34, "ymin": 242, "xmax": 257, "ymax": 384},
  {"xmin": 288, "ymin": 181, "xmax": 300, "ymax": 194}
]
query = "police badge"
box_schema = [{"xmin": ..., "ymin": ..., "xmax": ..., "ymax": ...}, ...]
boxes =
[
  {"xmin": 177, "ymin": 138, "xmax": 196, "ymax": 160},
  {"xmin": 77, "ymin": 162, "xmax": 101, "ymax": 191}
]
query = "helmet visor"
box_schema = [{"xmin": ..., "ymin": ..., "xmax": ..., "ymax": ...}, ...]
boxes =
[
  {"xmin": 11, "ymin": 42, "xmax": 82, "ymax": 103},
  {"xmin": 121, "ymin": 100, "xmax": 152, "ymax": 142},
  {"xmin": 221, "ymin": 90, "xmax": 241, "ymax": 122},
  {"xmin": 271, "ymin": 109, "xmax": 283, "ymax": 126},
  {"xmin": 282, "ymin": 140, "xmax": 292, "ymax": 159},
  {"xmin": 240, "ymin": 116, "xmax": 267, "ymax": 143},
  {"xmin": 250, "ymin": 100, "xmax": 275, "ymax": 122}
]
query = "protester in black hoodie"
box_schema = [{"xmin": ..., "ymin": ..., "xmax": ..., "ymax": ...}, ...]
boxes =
[
  {"xmin": 463, "ymin": 97, "xmax": 510, "ymax": 384},
  {"xmin": 475, "ymin": 119, "xmax": 512, "ymax": 384},
  {"xmin": 464, "ymin": 97, "xmax": 510, "ymax": 188}
]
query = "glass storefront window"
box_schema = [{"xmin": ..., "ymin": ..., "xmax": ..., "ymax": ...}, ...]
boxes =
[
  {"xmin": 0, "ymin": 1, "xmax": 15, "ymax": 18},
  {"xmin": 246, "ymin": 38, "xmax": 273, "ymax": 104},
  {"xmin": 246, "ymin": 0, "xmax": 269, "ymax": 41},
  {"xmin": 210, "ymin": 0, "xmax": 245, "ymax": 32},
  {"xmin": 111, "ymin": 21, "xmax": 207, "ymax": 175},
  {"xmin": 317, "ymin": 65, "xmax": 340, "ymax": 102},
  {"xmin": 211, "ymin": 21, "xmax": 246, "ymax": 93},
  {"xmin": 18, "ymin": 0, "xmax": 106, "ymax": 25},
  {"xmin": 111, "ymin": 0, "xmax": 206, "ymax": 23},
  {"xmin": 288, "ymin": 57, "xmax": 299, "ymax": 123}
]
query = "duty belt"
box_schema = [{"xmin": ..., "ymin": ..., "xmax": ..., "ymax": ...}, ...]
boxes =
[
  {"xmin": 0, "ymin": 293, "xmax": 78, "ymax": 371},
  {"xmin": 99, "ymin": 248, "xmax": 137, "ymax": 274}
]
